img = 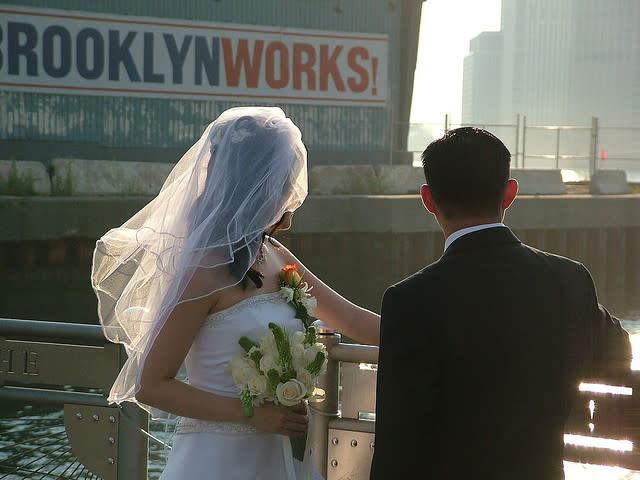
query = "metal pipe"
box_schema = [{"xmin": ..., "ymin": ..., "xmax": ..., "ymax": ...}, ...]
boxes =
[
  {"xmin": 0, "ymin": 318, "xmax": 107, "ymax": 344},
  {"xmin": 522, "ymin": 116, "xmax": 527, "ymax": 168},
  {"xmin": 0, "ymin": 386, "xmax": 109, "ymax": 406},
  {"xmin": 117, "ymin": 403, "xmax": 149, "ymax": 480},
  {"xmin": 514, "ymin": 114, "xmax": 520, "ymax": 168},
  {"xmin": 330, "ymin": 343, "xmax": 379, "ymax": 364},
  {"xmin": 590, "ymin": 116, "xmax": 599, "ymax": 178},
  {"xmin": 309, "ymin": 332, "xmax": 341, "ymax": 477},
  {"xmin": 556, "ymin": 127, "xmax": 561, "ymax": 169}
]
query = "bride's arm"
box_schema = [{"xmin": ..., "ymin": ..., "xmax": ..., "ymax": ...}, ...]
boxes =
[
  {"xmin": 135, "ymin": 288, "xmax": 308, "ymax": 436},
  {"xmin": 270, "ymin": 238, "xmax": 380, "ymax": 345}
]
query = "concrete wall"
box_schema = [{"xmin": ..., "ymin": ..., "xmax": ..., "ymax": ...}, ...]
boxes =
[{"xmin": 2, "ymin": 194, "xmax": 640, "ymax": 325}]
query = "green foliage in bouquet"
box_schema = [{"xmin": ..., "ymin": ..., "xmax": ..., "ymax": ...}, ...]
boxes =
[
  {"xmin": 269, "ymin": 323, "xmax": 297, "ymax": 382},
  {"xmin": 269, "ymin": 322, "xmax": 292, "ymax": 366},
  {"xmin": 303, "ymin": 326, "xmax": 318, "ymax": 345},
  {"xmin": 307, "ymin": 351, "xmax": 328, "ymax": 376},
  {"xmin": 240, "ymin": 389, "xmax": 255, "ymax": 418},
  {"xmin": 294, "ymin": 303, "xmax": 315, "ymax": 329},
  {"xmin": 239, "ymin": 336, "xmax": 258, "ymax": 352},
  {"xmin": 267, "ymin": 368, "xmax": 280, "ymax": 393}
]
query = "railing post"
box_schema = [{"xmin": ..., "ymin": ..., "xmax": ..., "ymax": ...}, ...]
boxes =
[
  {"xmin": 116, "ymin": 344, "xmax": 149, "ymax": 480},
  {"xmin": 590, "ymin": 116, "xmax": 599, "ymax": 178},
  {"xmin": 522, "ymin": 115, "xmax": 527, "ymax": 168},
  {"xmin": 514, "ymin": 114, "xmax": 520, "ymax": 168},
  {"xmin": 310, "ymin": 322, "xmax": 340, "ymax": 477},
  {"xmin": 555, "ymin": 127, "xmax": 561, "ymax": 169},
  {"xmin": 117, "ymin": 402, "xmax": 149, "ymax": 480}
]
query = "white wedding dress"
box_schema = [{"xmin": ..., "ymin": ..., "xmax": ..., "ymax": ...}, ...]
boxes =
[{"xmin": 159, "ymin": 291, "xmax": 325, "ymax": 480}]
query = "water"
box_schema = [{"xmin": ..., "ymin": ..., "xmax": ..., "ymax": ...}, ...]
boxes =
[{"xmin": 2, "ymin": 318, "xmax": 640, "ymax": 479}]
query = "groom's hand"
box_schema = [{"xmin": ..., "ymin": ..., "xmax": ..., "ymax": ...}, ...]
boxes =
[{"xmin": 250, "ymin": 401, "xmax": 308, "ymax": 437}]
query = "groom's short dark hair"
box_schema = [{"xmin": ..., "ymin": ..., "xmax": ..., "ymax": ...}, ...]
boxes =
[{"xmin": 421, "ymin": 127, "xmax": 511, "ymax": 218}]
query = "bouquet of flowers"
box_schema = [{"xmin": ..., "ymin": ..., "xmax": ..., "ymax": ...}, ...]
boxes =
[{"xmin": 229, "ymin": 264, "xmax": 327, "ymax": 417}]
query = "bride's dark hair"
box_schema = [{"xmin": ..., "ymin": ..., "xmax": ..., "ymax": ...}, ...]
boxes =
[{"xmin": 233, "ymin": 212, "xmax": 290, "ymax": 289}]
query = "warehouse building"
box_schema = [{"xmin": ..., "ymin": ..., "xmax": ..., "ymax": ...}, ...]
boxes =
[{"xmin": 0, "ymin": 0, "xmax": 423, "ymax": 166}]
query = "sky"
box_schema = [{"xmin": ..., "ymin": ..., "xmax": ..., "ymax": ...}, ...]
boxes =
[{"xmin": 410, "ymin": 0, "xmax": 503, "ymax": 125}]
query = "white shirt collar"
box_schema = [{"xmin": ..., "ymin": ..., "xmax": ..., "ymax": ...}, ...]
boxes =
[{"xmin": 444, "ymin": 222, "xmax": 505, "ymax": 252}]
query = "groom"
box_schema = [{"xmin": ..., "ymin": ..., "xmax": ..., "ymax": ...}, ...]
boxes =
[{"xmin": 370, "ymin": 127, "xmax": 631, "ymax": 479}]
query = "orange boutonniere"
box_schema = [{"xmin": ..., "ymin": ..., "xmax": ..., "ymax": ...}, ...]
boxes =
[
  {"xmin": 279, "ymin": 264, "xmax": 303, "ymax": 288},
  {"xmin": 279, "ymin": 264, "xmax": 316, "ymax": 328}
]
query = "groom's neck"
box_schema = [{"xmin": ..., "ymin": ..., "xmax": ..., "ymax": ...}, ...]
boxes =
[{"xmin": 438, "ymin": 214, "xmax": 505, "ymax": 240}]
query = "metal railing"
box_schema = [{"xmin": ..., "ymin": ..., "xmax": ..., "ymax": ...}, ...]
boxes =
[
  {"xmin": 312, "ymin": 327, "xmax": 640, "ymax": 478},
  {"xmin": 0, "ymin": 318, "xmax": 149, "ymax": 480},
  {"xmin": 3, "ymin": 317, "xmax": 640, "ymax": 479},
  {"xmin": 400, "ymin": 115, "xmax": 640, "ymax": 181}
]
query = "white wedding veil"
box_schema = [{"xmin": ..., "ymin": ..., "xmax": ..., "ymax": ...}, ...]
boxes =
[{"xmin": 91, "ymin": 107, "xmax": 308, "ymax": 407}]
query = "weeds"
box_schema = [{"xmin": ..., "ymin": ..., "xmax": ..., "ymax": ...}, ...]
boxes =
[{"xmin": 0, "ymin": 160, "xmax": 36, "ymax": 196}]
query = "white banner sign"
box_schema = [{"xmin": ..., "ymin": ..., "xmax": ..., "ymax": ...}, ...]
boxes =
[{"xmin": 0, "ymin": 5, "xmax": 388, "ymax": 106}]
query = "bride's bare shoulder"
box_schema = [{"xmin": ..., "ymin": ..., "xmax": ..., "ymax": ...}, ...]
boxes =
[
  {"xmin": 182, "ymin": 267, "xmax": 223, "ymax": 313},
  {"xmin": 266, "ymin": 236, "xmax": 295, "ymax": 261}
]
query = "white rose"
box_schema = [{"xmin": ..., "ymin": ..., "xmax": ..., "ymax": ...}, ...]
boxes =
[
  {"xmin": 247, "ymin": 373, "xmax": 268, "ymax": 397},
  {"xmin": 291, "ymin": 330, "xmax": 305, "ymax": 346},
  {"xmin": 280, "ymin": 286, "xmax": 294, "ymax": 303},
  {"xmin": 275, "ymin": 379, "xmax": 307, "ymax": 406},
  {"xmin": 299, "ymin": 296, "xmax": 317, "ymax": 317},
  {"xmin": 291, "ymin": 343, "xmax": 306, "ymax": 370},
  {"xmin": 260, "ymin": 355, "xmax": 280, "ymax": 374},
  {"xmin": 296, "ymin": 368, "xmax": 315, "ymax": 395},
  {"xmin": 291, "ymin": 343, "xmax": 305, "ymax": 359},
  {"xmin": 259, "ymin": 333, "xmax": 278, "ymax": 358},
  {"xmin": 229, "ymin": 357, "xmax": 258, "ymax": 386},
  {"xmin": 304, "ymin": 343, "xmax": 326, "ymax": 365}
]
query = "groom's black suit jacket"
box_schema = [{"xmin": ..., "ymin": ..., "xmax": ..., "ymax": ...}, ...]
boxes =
[{"xmin": 370, "ymin": 226, "xmax": 631, "ymax": 480}]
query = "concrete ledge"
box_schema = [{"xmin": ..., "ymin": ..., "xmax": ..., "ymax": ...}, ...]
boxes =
[
  {"xmin": 590, "ymin": 170, "xmax": 630, "ymax": 195},
  {"xmin": 51, "ymin": 158, "xmax": 175, "ymax": 195},
  {"xmin": 310, "ymin": 166, "xmax": 568, "ymax": 196},
  {"xmin": 510, "ymin": 169, "xmax": 566, "ymax": 195},
  {"xmin": 0, "ymin": 160, "xmax": 51, "ymax": 194},
  {"xmin": 310, "ymin": 165, "xmax": 424, "ymax": 195},
  {"xmin": 292, "ymin": 194, "xmax": 640, "ymax": 233},
  {"xmin": 3, "ymin": 194, "xmax": 640, "ymax": 240}
]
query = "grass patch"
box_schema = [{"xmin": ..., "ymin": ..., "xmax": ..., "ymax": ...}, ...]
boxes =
[
  {"xmin": 0, "ymin": 160, "xmax": 36, "ymax": 196},
  {"xmin": 51, "ymin": 163, "xmax": 73, "ymax": 196}
]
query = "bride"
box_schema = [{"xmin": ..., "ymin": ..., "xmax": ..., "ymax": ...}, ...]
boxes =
[{"xmin": 91, "ymin": 107, "xmax": 380, "ymax": 479}]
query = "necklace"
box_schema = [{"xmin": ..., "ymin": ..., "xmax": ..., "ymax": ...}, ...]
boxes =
[{"xmin": 256, "ymin": 243, "xmax": 267, "ymax": 264}]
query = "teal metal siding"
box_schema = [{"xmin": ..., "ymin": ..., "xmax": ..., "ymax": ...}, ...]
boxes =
[
  {"xmin": 0, "ymin": 0, "xmax": 406, "ymax": 152},
  {"xmin": 0, "ymin": 91, "xmax": 388, "ymax": 151}
]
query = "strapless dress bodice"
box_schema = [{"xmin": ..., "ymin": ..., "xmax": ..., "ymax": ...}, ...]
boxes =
[
  {"xmin": 161, "ymin": 290, "xmax": 325, "ymax": 479},
  {"xmin": 185, "ymin": 291, "xmax": 304, "ymax": 398}
]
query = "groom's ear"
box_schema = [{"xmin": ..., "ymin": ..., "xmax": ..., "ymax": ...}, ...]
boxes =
[
  {"xmin": 502, "ymin": 178, "xmax": 518, "ymax": 210},
  {"xmin": 420, "ymin": 184, "xmax": 438, "ymax": 214}
]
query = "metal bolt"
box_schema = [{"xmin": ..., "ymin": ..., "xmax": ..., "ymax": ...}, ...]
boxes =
[
  {"xmin": 75, "ymin": 412, "xmax": 83, "ymax": 420},
  {"xmin": 92, "ymin": 414, "xmax": 100, "ymax": 421},
  {"xmin": 351, "ymin": 439, "xmax": 358, "ymax": 447},
  {"xmin": 107, "ymin": 458, "xmax": 115, "ymax": 465},
  {"xmin": 108, "ymin": 436, "xmax": 115, "ymax": 444},
  {"xmin": 332, "ymin": 437, "xmax": 339, "ymax": 445},
  {"xmin": 109, "ymin": 415, "xmax": 116, "ymax": 423},
  {"xmin": 331, "ymin": 459, "xmax": 338, "ymax": 468},
  {"xmin": 370, "ymin": 441, "xmax": 375, "ymax": 449}
]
